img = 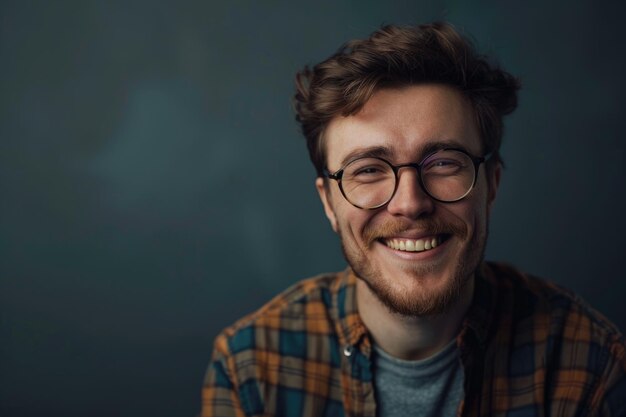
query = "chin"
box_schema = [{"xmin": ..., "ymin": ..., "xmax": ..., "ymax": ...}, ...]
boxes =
[
  {"xmin": 345, "ymin": 233, "xmax": 484, "ymax": 317},
  {"xmin": 363, "ymin": 263, "xmax": 468, "ymax": 317}
]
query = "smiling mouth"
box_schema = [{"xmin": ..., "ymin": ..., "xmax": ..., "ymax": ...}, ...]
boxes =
[{"xmin": 382, "ymin": 235, "xmax": 449, "ymax": 252}]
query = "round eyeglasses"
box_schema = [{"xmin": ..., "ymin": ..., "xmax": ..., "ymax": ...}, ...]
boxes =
[{"xmin": 324, "ymin": 148, "xmax": 489, "ymax": 209}]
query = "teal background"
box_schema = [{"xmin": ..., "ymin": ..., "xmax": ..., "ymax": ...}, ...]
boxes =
[{"xmin": 1, "ymin": 1, "xmax": 625, "ymax": 416}]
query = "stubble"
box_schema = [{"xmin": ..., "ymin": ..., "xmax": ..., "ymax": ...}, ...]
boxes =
[{"xmin": 339, "ymin": 216, "xmax": 487, "ymax": 317}]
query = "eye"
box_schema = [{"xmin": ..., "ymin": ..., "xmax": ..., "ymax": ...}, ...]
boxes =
[
  {"xmin": 344, "ymin": 159, "xmax": 391, "ymax": 182},
  {"xmin": 433, "ymin": 159, "xmax": 459, "ymax": 167},
  {"xmin": 354, "ymin": 166, "xmax": 384, "ymax": 175},
  {"xmin": 423, "ymin": 158, "xmax": 464, "ymax": 174}
]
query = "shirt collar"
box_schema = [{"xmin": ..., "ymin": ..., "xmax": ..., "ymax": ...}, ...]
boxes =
[
  {"xmin": 461, "ymin": 262, "xmax": 498, "ymax": 347},
  {"xmin": 331, "ymin": 268, "xmax": 370, "ymax": 349}
]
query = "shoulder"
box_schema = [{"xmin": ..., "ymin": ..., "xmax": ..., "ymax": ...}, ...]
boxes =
[
  {"xmin": 204, "ymin": 272, "xmax": 350, "ymax": 415},
  {"xmin": 483, "ymin": 262, "xmax": 626, "ymax": 412},
  {"xmin": 211, "ymin": 271, "xmax": 345, "ymax": 358},
  {"xmin": 484, "ymin": 261, "xmax": 624, "ymax": 345}
]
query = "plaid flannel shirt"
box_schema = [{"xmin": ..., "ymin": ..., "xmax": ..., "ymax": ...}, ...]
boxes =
[{"xmin": 201, "ymin": 262, "xmax": 626, "ymax": 416}]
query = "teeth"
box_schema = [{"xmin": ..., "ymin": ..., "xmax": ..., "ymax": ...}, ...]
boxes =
[{"xmin": 385, "ymin": 236, "xmax": 443, "ymax": 252}]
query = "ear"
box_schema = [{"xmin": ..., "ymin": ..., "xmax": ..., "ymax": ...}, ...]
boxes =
[
  {"xmin": 315, "ymin": 177, "xmax": 339, "ymax": 233},
  {"xmin": 486, "ymin": 162, "xmax": 502, "ymax": 214}
]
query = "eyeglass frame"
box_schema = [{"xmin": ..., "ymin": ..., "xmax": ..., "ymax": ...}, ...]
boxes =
[{"xmin": 323, "ymin": 147, "xmax": 491, "ymax": 209}]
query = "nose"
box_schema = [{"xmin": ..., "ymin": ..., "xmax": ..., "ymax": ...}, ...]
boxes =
[{"xmin": 385, "ymin": 167, "xmax": 435, "ymax": 218}]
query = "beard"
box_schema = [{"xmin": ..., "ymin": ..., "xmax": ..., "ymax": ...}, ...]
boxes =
[{"xmin": 339, "ymin": 215, "xmax": 487, "ymax": 317}]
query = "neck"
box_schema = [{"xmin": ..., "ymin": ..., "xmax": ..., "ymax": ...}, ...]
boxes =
[{"xmin": 356, "ymin": 275, "xmax": 474, "ymax": 361}]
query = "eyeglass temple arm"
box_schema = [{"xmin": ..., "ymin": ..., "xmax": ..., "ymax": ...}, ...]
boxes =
[{"xmin": 323, "ymin": 169, "xmax": 342, "ymax": 180}]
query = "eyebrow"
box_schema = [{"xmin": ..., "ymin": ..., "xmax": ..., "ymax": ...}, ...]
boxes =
[
  {"xmin": 338, "ymin": 146, "xmax": 394, "ymax": 168},
  {"xmin": 336, "ymin": 140, "xmax": 474, "ymax": 169},
  {"xmin": 419, "ymin": 140, "xmax": 473, "ymax": 158}
]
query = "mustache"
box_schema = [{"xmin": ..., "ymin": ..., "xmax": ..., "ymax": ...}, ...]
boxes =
[{"xmin": 363, "ymin": 218, "xmax": 468, "ymax": 245}]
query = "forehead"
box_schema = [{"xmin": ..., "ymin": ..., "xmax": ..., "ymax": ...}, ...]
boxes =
[{"xmin": 324, "ymin": 84, "xmax": 481, "ymax": 168}]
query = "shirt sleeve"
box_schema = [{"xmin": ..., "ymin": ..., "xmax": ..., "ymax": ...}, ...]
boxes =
[{"xmin": 201, "ymin": 335, "xmax": 247, "ymax": 417}]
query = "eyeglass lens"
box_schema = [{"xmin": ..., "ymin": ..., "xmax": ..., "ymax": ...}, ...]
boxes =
[{"xmin": 339, "ymin": 150, "xmax": 476, "ymax": 208}]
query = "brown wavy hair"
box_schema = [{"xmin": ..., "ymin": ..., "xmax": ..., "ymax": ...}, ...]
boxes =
[{"xmin": 293, "ymin": 22, "xmax": 520, "ymax": 176}]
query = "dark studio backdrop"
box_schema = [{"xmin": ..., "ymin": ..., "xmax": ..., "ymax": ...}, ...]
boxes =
[{"xmin": 1, "ymin": 1, "xmax": 625, "ymax": 416}]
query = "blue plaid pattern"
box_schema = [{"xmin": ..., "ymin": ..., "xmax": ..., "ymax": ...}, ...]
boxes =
[{"xmin": 202, "ymin": 263, "xmax": 626, "ymax": 416}]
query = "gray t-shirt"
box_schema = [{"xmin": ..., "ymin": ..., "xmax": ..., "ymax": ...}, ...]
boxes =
[{"xmin": 372, "ymin": 339, "xmax": 464, "ymax": 417}]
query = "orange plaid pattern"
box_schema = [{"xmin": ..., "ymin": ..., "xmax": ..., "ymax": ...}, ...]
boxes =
[{"xmin": 202, "ymin": 263, "xmax": 626, "ymax": 416}]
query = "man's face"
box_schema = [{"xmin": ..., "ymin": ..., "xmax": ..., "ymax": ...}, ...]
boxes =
[{"xmin": 316, "ymin": 84, "xmax": 500, "ymax": 317}]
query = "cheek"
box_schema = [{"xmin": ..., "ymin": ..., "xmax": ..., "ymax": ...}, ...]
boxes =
[
  {"xmin": 467, "ymin": 181, "xmax": 491, "ymax": 219},
  {"xmin": 447, "ymin": 194, "xmax": 490, "ymax": 236},
  {"xmin": 333, "ymin": 203, "xmax": 374, "ymax": 243},
  {"xmin": 469, "ymin": 198, "xmax": 491, "ymax": 236},
  {"xmin": 339, "ymin": 210, "xmax": 368, "ymax": 237}
]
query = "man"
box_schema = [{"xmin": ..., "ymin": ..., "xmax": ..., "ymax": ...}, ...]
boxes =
[{"xmin": 202, "ymin": 22, "xmax": 626, "ymax": 416}]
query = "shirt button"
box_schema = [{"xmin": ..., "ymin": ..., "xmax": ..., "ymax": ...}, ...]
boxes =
[{"xmin": 343, "ymin": 344, "xmax": 354, "ymax": 357}]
